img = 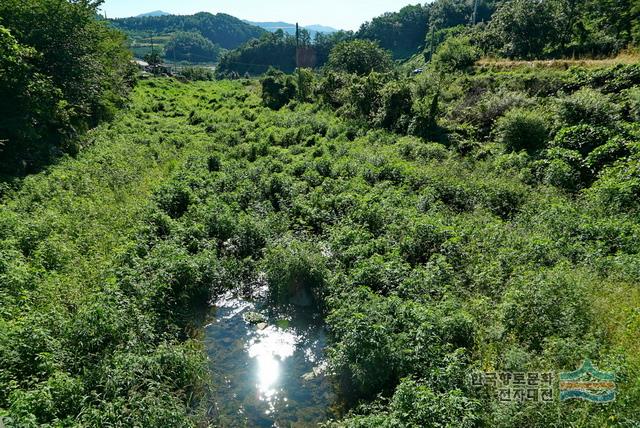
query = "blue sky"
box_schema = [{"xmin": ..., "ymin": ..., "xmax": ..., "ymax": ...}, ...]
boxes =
[{"xmin": 99, "ymin": 0, "xmax": 419, "ymax": 31}]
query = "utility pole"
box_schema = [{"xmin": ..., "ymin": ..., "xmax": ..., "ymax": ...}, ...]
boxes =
[
  {"xmin": 472, "ymin": 0, "xmax": 479, "ymax": 25},
  {"xmin": 296, "ymin": 23, "xmax": 302, "ymax": 100},
  {"xmin": 295, "ymin": 22, "xmax": 300, "ymax": 66}
]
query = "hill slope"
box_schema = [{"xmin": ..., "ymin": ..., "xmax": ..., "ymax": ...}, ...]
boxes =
[{"xmin": 110, "ymin": 12, "xmax": 266, "ymax": 49}]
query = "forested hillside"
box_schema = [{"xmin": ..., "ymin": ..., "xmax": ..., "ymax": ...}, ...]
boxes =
[
  {"xmin": 110, "ymin": 13, "xmax": 266, "ymax": 50},
  {"xmin": 218, "ymin": 0, "xmax": 640, "ymax": 75},
  {"xmin": 1, "ymin": 0, "xmax": 640, "ymax": 427}
]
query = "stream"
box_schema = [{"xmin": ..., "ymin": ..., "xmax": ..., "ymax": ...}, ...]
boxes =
[{"xmin": 205, "ymin": 287, "xmax": 335, "ymax": 427}]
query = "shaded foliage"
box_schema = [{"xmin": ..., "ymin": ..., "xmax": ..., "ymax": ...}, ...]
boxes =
[{"xmin": 0, "ymin": 0, "xmax": 136, "ymax": 177}]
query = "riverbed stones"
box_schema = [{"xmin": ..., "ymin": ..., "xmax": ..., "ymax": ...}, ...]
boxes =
[
  {"xmin": 257, "ymin": 322, "xmax": 268, "ymax": 331},
  {"xmin": 243, "ymin": 311, "xmax": 267, "ymax": 324}
]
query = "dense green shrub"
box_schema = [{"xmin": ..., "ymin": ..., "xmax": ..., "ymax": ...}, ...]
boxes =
[
  {"xmin": 327, "ymin": 40, "xmax": 393, "ymax": 76},
  {"xmin": 584, "ymin": 136, "xmax": 630, "ymax": 172},
  {"xmin": 556, "ymin": 88, "xmax": 620, "ymax": 127},
  {"xmin": 452, "ymin": 89, "xmax": 533, "ymax": 138},
  {"xmin": 328, "ymin": 379, "xmax": 478, "ymax": 427},
  {"xmin": 262, "ymin": 239, "xmax": 328, "ymax": 305},
  {"xmin": 400, "ymin": 219, "xmax": 453, "ymax": 266},
  {"xmin": 432, "ymin": 35, "xmax": 480, "ymax": 73},
  {"xmin": 539, "ymin": 157, "xmax": 581, "ymax": 190},
  {"xmin": 625, "ymin": 86, "xmax": 640, "ymax": 121},
  {"xmin": 502, "ymin": 267, "xmax": 592, "ymax": 351},
  {"xmin": 178, "ymin": 66, "xmax": 216, "ymax": 81},
  {"xmin": 550, "ymin": 125, "xmax": 611, "ymax": 156},
  {"xmin": 373, "ymin": 80, "xmax": 413, "ymax": 131},
  {"xmin": 587, "ymin": 154, "xmax": 640, "ymax": 212},
  {"xmin": 260, "ymin": 68, "xmax": 297, "ymax": 109},
  {"xmin": 0, "ymin": 0, "xmax": 136, "ymax": 176},
  {"xmin": 494, "ymin": 108, "xmax": 549, "ymax": 153}
]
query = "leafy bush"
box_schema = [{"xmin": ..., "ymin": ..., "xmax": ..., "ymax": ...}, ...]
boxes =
[
  {"xmin": 452, "ymin": 89, "xmax": 533, "ymax": 138},
  {"xmin": 550, "ymin": 125, "xmax": 611, "ymax": 156},
  {"xmin": 625, "ymin": 86, "xmax": 640, "ymax": 121},
  {"xmin": 262, "ymin": 239, "xmax": 328, "ymax": 305},
  {"xmin": 373, "ymin": 80, "xmax": 413, "ymax": 131},
  {"xmin": 328, "ymin": 379, "xmax": 478, "ymax": 427},
  {"xmin": 432, "ymin": 35, "xmax": 480, "ymax": 73},
  {"xmin": 494, "ymin": 108, "xmax": 549, "ymax": 153},
  {"xmin": 178, "ymin": 66, "xmax": 215, "ymax": 81},
  {"xmin": 327, "ymin": 40, "xmax": 393, "ymax": 76},
  {"xmin": 587, "ymin": 154, "xmax": 640, "ymax": 212},
  {"xmin": 260, "ymin": 68, "xmax": 297, "ymax": 109},
  {"xmin": 502, "ymin": 267, "xmax": 592, "ymax": 351},
  {"xmin": 556, "ymin": 88, "xmax": 620, "ymax": 127},
  {"xmin": 584, "ymin": 136, "xmax": 630, "ymax": 172}
]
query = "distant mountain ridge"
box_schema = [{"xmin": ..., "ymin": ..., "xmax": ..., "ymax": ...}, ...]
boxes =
[
  {"xmin": 136, "ymin": 11, "xmax": 171, "ymax": 18},
  {"xmin": 246, "ymin": 20, "xmax": 339, "ymax": 37}
]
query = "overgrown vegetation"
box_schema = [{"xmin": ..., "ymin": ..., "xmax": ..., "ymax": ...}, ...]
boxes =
[
  {"xmin": 2, "ymin": 1, "xmax": 640, "ymax": 427},
  {"xmin": 3, "ymin": 60, "xmax": 640, "ymax": 424},
  {"xmin": 0, "ymin": 0, "xmax": 136, "ymax": 178}
]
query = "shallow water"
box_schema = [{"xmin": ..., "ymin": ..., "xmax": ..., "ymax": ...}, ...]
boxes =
[{"xmin": 205, "ymin": 289, "xmax": 335, "ymax": 427}]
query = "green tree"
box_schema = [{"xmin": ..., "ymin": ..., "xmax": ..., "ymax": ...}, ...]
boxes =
[
  {"xmin": 357, "ymin": 4, "xmax": 430, "ymax": 59},
  {"xmin": 144, "ymin": 51, "xmax": 163, "ymax": 67},
  {"xmin": 0, "ymin": 26, "xmax": 61, "ymax": 175},
  {"xmin": 432, "ymin": 35, "xmax": 480, "ymax": 72},
  {"xmin": 218, "ymin": 31, "xmax": 296, "ymax": 75},
  {"xmin": 486, "ymin": 0, "xmax": 557, "ymax": 58},
  {"xmin": 633, "ymin": 0, "xmax": 640, "ymax": 45},
  {"xmin": 260, "ymin": 67, "xmax": 297, "ymax": 109},
  {"xmin": 326, "ymin": 40, "xmax": 393, "ymax": 76},
  {"xmin": 165, "ymin": 31, "xmax": 221, "ymax": 63},
  {"xmin": 0, "ymin": 0, "xmax": 135, "ymax": 176}
]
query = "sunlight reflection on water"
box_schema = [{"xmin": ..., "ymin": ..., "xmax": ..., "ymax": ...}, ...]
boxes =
[
  {"xmin": 248, "ymin": 326, "xmax": 297, "ymax": 404},
  {"xmin": 206, "ymin": 291, "xmax": 335, "ymax": 427}
]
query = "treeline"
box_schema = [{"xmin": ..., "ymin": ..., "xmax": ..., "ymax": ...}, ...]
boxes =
[
  {"xmin": 357, "ymin": 4, "xmax": 431, "ymax": 59},
  {"xmin": 110, "ymin": 13, "xmax": 266, "ymax": 50},
  {"xmin": 217, "ymin": 30, "xmax": 353, "ymax": 76},
  {"xmin": 475, "ymin": 0, "xmax": 640, "ymax": 58},
  {"xmin": 164, "ymin": 32, "xmax": 222, "ymax": 63},
  {"xmin": 0, "ymin": 0, "xmax": 136, "ymax": 179},
  {"xmin": 218, "ymin": 0, "xmax": 640, "ymax": 76}
]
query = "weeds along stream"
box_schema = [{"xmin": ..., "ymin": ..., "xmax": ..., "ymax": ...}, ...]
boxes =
[{"xmin": 2, "ymin": 73, "xmax": 640, "ymax": 426}]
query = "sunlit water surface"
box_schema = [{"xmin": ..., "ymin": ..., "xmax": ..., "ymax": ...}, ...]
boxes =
[{"xmin": 205, "ymin": 290, "xmax": 335, "ymax": 427}]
